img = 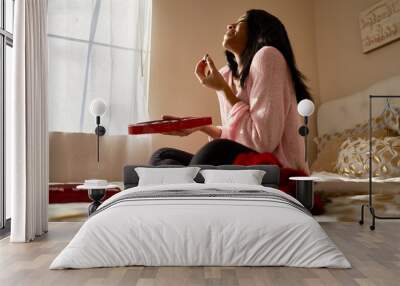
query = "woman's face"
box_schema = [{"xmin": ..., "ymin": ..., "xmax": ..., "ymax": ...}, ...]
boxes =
[{"xmin": 222, "ymin": 14, "xmax": 248, "ymax": 55}]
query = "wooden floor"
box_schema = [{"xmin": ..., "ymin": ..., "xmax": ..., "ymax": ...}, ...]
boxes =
[{"xmin": 0, "ymin": 221, "xmax": 399, "ymax": 286}]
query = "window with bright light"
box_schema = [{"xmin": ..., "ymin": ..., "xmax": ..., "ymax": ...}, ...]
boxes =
[{"xmin": 48, "ymin": 0, "xmax": 152, "ymax": 135}]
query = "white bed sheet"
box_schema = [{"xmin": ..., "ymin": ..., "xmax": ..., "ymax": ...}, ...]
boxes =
[{"xmin": 50, "ymin": 183, "xmax": 350, "ymax": 269}]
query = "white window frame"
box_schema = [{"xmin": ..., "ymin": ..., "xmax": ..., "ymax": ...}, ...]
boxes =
[{"xmin": 0, "ymin": 0, "xmax": 13, "ymax": 233}]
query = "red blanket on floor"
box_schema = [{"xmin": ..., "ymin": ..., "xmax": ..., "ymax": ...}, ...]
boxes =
[
  {"xmin": 234, "ymin": 152, "xmax": 324, "ymax": 215},
  {"xmin": 49, "ymin": 184, "xmax": 120, "ymax": 204}
]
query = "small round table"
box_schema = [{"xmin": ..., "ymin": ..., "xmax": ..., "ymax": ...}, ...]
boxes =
[
  {"xmin": 77, "ymin": 183, "xmax": 119, "ymax": 215},
  {"xmin": 289, "ymin": 176, "xmax": 320, "ymax": 210}
]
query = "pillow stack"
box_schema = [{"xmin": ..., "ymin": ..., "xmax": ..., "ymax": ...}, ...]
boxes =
[{"xmin": 311, "ymin": 107, "xmax": 400, "ymax": 177}]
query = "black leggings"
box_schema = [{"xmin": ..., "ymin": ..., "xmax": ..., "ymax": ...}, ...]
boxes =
[{"xmin": 149, "ymin": 139, "xmax": 257, "ymax": 166}]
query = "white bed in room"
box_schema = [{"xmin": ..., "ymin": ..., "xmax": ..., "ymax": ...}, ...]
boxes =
[
  {"xmin": 311, "ymin": 74, "xmax": 400, "ymax": 193},
  {"xmin": 50, "ymin": 166, "xmax": 350, "ymax": 269}
]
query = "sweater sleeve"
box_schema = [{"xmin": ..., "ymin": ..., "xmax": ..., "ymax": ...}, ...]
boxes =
[
  {"xmin": 208, "ymin": 66, "xmax": 230, "ymax": 142},
  {"xmin": 219, "ymin": 47, "xmax": 292, "ymax": 152}
]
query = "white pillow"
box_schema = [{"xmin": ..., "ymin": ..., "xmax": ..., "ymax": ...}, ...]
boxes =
[
  {"xmin": 135, "ymin": 167, "xmax": 201, "ymax": 186},
  {"xmin": 200, "ymin": 169, "xmax": 266, "ymax": 185}
]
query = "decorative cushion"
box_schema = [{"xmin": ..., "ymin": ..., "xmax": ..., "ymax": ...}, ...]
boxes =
[
  {"xmin": 383, "ymin": 106, "xmax": 400, "ymax": 132},
  {"xmin": 310, "ymin": 129, "xmax": 396, "ymax": 173},
  {"xmin": 335, "ymin": 137, "xmax": 400, "ymax": 178},
  {"xmin": 310, "ymin": 137, "xmax": 347, "ymax": 172},
  {"xmin": 313, "ymin": 109, "xmax": 400, "ymax": 154}
]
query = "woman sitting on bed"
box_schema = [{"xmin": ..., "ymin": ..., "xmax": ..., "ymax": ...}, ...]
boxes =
[{"xmin": 150, "ymin": 9, "xmax": 312, "ymax": 174}]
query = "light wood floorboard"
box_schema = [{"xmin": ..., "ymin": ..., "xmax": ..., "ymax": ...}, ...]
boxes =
[{"xmin": 0, "ymin": 222, "xmax": 399, "ymax": 286}]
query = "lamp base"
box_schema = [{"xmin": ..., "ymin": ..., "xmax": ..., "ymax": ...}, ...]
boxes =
[
  {"xmin": 87, "ymin": 188, "xmax": 107, "ymax": 215},
  {"xmin": 298, "ymin": 126, "xmax": 309, "ymax": 136},
  {"xmin": 95, "ymin": 125, "xmax": 106, "ymax": 136},
  {"xmin": 295, "ymin": 180, "xmax": 314, "ymax": 210}
]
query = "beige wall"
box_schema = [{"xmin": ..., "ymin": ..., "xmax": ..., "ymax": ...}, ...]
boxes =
[
  {"xmin": 49, "ymin": 132, "xmax": 151, "ymax": 182},
  {"xmin": 314, "ymin": 0, "xmax": 400, "ymax": 104},
  {"xmin": 149, "ymin": 0, "xmax": 319, "ymax": 164}
]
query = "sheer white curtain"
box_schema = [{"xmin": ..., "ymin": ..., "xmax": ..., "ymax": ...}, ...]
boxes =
[
  {"xmin": 9, "ymin": 0, "xmax": 49, "ymax": 242},
  {"xmin": 48, "ymin": 0, "xmax": 152, "ymax": 135}
]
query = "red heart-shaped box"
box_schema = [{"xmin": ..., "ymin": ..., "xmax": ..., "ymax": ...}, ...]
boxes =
[{"xmin": 128, "ymin": 116, "xmax": 212, "ymax": 135}]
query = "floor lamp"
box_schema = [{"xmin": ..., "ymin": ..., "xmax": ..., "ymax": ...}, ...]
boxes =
[
  {"xmin": 297, "ymin": 99, "xmax": 315, "ymax": 163},
  {"xmin": 291, "ymin": 99, "xmax": 316, "ymax": 210}
]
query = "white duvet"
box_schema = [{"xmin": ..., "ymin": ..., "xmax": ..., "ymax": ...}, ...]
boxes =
[{"xmin": 50, "ymin": 183, "xmax": 351, "ymax": 269}]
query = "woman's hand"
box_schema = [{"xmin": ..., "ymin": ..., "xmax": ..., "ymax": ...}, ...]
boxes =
[
  {"xmin": 195, "ymin": 54, "xmax": 240, "ymax": 106},
  {"xmin": 160, "ymin": 115, "xmax": 204, "ymax": 137},
  {"xmin": 195, "ymin": 54, "xmax": 229, "ymax": 91}
]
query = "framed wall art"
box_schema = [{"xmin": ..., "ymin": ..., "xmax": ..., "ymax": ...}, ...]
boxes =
[{"xmin": 359, "ymin": 0, "xmax": 400, "ymax": 53}]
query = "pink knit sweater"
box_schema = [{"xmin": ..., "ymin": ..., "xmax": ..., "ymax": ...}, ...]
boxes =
[{"xmin": 215, "ymin": 46, "xmax": 310, "ymax": 173}]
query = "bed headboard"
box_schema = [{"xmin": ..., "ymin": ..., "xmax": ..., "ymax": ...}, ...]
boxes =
[
  {"xmin": 317, "ymin": 74, "xmax": 400, "ymax": 136},
  {"xmin": 123, "ymin": 165, "xmax": 280, "ymax": 190}
]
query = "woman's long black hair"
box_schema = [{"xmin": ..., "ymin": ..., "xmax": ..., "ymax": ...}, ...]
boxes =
[{"xmin": 225, "ymin": 9, "xmax": 312, "ymax": 103}]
